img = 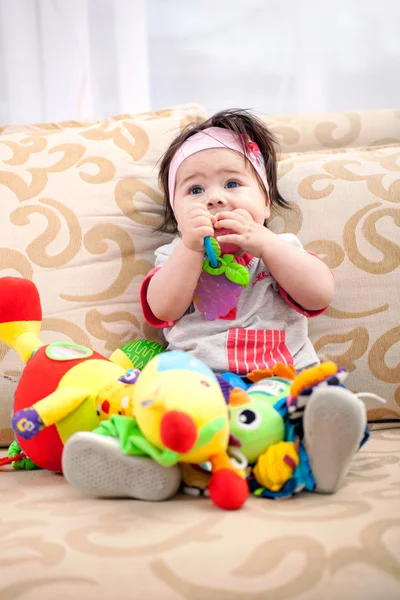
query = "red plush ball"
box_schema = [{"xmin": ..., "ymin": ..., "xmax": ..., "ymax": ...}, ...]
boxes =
[
  {"xmin": 13, "ymin": 345, "xmax": 108, "ymax": 472},
  {"xmin": 209, "ymin": 469, "xmax": 249, "ymax": 510},
  {"xmin": 0, "ymin": 277, "xmax": 42, "ymax": 323},
  {"xmin": 160, "ymin": 411, "xmax": 197, "ymax": 453}
]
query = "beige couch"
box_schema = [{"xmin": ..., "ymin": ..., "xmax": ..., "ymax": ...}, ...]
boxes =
[{"xmin": 1, "ymin": 105, "xmax": 399, "ymax": 599}]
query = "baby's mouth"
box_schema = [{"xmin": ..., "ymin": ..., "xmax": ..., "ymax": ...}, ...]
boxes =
[
  {"xmin": 215, "ymin": 228, "xmax": 233, "ymax": 237},
  {"xmin": 214, "ymin": 229, "xmax": 241, "ymax": 254}
]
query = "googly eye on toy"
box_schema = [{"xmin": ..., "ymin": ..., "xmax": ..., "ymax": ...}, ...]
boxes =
[{"xmin": 118, "ymin": 369, "xmax": 141, "ymax": 385}]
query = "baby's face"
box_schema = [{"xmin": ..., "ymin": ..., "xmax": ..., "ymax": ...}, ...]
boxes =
[{"xmin": 174, "ymin": 148, "xmax": 270, "ymax": 228}]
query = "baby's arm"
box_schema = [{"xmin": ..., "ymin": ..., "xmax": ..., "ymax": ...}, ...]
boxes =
[
  {"xmin": 147, "ymin": 203, "xmax": 215, "ymax": 323},
  {"xmin": 214, "ymin": 209, "xmax": 332, "ymax": 312},
  {"xmin": 260, "ymin": 231, "xmax": 334, "ymax": 311},
  {"xmin": 147, "ymin": 242, "xmax": 204, "ymax": 322}
]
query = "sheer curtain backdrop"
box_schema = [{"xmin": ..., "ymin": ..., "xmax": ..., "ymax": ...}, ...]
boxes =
[
  {"xmin": 0, "ymin": 0, "xmax": 149, "ymax": 125},
  {"xmin": 0, "ymin": 0, "xmax": 399, "ymax": 125},
  {"xmin": 148, "ymin": 0, "xmax": 400, "ymax": 116}
]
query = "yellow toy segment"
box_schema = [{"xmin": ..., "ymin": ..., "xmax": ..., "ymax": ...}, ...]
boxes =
[
  {"xmin": 110, "ymin": 340, "xmax": 165, "ymax": 371},
  {"xmin": 253, "ymin": 441, "xmax": 299, "ymax": 491},
  {"xmin": 57, "ymin": 398, "xmax": 100, "ymax": 444},
  {"xmin": 133, "ymin": 356, "xmax": 229, "ymax": 465},
  {"xmin": 0, "ymin": 321, "xmax": 43, "ymax": 363},
  {"xmin": 95, "ymin": 380, "xmax": 135, "ymax": 420},
  {"xmin": 58, "ymin": 359, "xmax": 125, "ymax": 395},
  {"xmin": 34, "ymin": 387, "xmax": 92, "ymax": 427},
  {"xmin": 289, "ymin": 361, "xmax": 338, "ymax": 399},
  {"xmin": 34, "ymin": 360, "xmax": 129, "ymax": 436},
  {"xmin": 109, "ymin": 348, "xmax": 135, "ymax": 371}
]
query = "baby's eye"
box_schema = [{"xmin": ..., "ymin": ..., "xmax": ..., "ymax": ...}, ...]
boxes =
[
  {"xmin": 189, "ymin": 185, "xmax": 204, "ymax": 195},
  {"xmin": 226, "ymin": 180, "xmax": 240, "ymax": 189}
]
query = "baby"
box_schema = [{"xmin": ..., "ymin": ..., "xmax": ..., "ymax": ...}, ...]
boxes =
[
  {"xmin": 143, "ymin": 109, "xmax": 333, "ymax": 373},
  {"xmin": 63, "ymin": 110, "xmax": 367, "ymax": 501}
]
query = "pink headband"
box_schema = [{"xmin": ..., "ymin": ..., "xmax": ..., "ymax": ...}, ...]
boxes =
[{"xmin": 167, "ymin": 126, "xmax": 269, "ymax": 210}]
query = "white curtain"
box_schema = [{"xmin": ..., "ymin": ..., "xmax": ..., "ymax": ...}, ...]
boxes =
[
  {"xmin": 148, "ymin": 0, "xmax": 400, "ymax": 116},
  {"xmin": 0, "ymin": 0, "xmax": 149, "ymax": 125},
  {"xmin": 1, "ymin": 0, "xmax": 399, "ymax": 125}
]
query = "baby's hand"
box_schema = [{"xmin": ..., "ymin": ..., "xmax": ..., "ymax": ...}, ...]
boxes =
[
  {"xmin": 214, "ymin": 209, "xmax": 269, "ymax": 257},
  {"xmin": 180, "ymin": 205, "xmax": 216, "ymax": 253}
]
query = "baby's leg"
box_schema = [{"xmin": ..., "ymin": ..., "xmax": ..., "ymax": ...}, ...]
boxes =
[
  {"xmin": 303, "ymin": 386, "xmax": 367, "ymax": 493},
  {"xmin": 62, "ymin": 432, "xmax": 181, "ymax": 501}
]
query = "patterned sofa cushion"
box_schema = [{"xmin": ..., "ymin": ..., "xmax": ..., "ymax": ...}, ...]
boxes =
[
  {"xmin": 0, "ymin": 104, "xmax": 205, "ymax": 445},
  {"xmin": 262, "ymin": 108, "xmax": 400, "ymax": 154},
  {"xmin": 0, "ymin": 106, "xmax": 399, "ymax": 447},
  {"xmin": 269, "ymin": 142, "xmax": 400, "ymax": 425}
]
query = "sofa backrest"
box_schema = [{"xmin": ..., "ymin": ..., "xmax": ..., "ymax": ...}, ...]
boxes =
[{"xmin": 0, "ymin": 105, "xmax": 399, "ymax": 446}]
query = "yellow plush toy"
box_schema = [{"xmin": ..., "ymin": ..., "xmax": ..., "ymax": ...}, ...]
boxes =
[
  {"xmin": 92, "ymin": 350, "xmax": 249, "ymax": 510},
  {"xmin": 1, "ymin": 277, "xmax": 248, "ymax": 509}
]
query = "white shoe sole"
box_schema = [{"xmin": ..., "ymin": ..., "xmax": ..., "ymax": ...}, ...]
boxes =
[
  {"xmin": 303, "ymin": 386, "xmax": 367, "ymax": 493},
  {"xmin": 62, "ymin": 432, "xmax": 181, "ymax": 501}
]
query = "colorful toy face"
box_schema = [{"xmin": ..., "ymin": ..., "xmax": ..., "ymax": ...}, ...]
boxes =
[
  {"xmin": 95, "ymin": 376, "xmax": 137, "ymax": 420},
  {"xmin": 133, "ymin": 351, "xmax": 230, "ymax": 463},
  {"xmin": 229, "ymin": 377, "xmax": 291, "ymax": 464}
]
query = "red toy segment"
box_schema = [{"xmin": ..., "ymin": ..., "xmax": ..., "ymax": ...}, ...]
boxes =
[
  {"xmin": 160, "ymin": 411, "xmax": 197, "ymax": 453},
  {"xmin": 0, "ymin": 277, "xmax": 42, "ymax": 323},
  {"xmin": 15, "ymin": 426, "xmax": 64, "ymax": 472},
  {"xmin": 208, "ymin": 469, "xmax": 249, "ymax": 510},
  {"xmin": 0, "ymin": 453, "xmax": 25, "ymax": 467},
  {"xmin": 13, "ymin": 345, "xmax": 109, "ymax": 472}
]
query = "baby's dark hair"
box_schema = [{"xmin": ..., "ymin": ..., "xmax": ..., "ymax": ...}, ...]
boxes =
[{"xmin": 158, "ymin": 108, "xmax": 290, "ymax": 233}]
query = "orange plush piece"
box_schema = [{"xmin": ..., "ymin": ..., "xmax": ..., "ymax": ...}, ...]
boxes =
[
  {"xmin": 247, "ymin": 363, "xmax": 296, "ymax": 383},
  {"xmin": 289, "ymin": 362, "xmax": 339, "ymax": 399}
]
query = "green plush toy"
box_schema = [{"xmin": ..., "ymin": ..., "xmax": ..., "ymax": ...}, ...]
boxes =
[
  {"xmin": 228, "ymin": 376, "xmax": 290, "ymax": 464},
  {"xmin": 110, "ymin": 339, "xmax": 165, "ymax": 371},
  {"xmin": 8, "ymin": 441, "xmax": 38, "ymax": 470}
]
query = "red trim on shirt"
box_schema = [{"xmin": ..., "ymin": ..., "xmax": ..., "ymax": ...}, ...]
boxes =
[
  {"xmin": 140, "ymin": 267, "xmax": 174, "ymax": 329},
  {"xmin": 277, "ymin": 285, "xmax": 327, "ymax": 318},
  {"xmin": 277, "ymin": 253, "xmax": 332, "ymax": 318}
]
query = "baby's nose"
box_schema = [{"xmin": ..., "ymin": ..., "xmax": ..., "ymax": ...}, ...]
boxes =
[{"xmin": 207, "ymin": 195, "xmax": 227, "ymax": 212}]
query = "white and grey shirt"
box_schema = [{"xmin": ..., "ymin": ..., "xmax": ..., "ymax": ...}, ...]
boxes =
[{"xmin": 141, "ymin": 234, "xmax": 328, "ymax": 375}]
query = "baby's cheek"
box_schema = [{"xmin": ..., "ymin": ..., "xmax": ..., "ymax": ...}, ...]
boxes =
[
  {"xmin": 247, "ymin": 208, "xmax": 266, "ymax": 226},
  {"xmin": 232, "ymin": 203, "xmax": 252, "ymax": 216},
  {"xmin": 236, "ymin": 207, "xmax": 258, "ymax": 223}
]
